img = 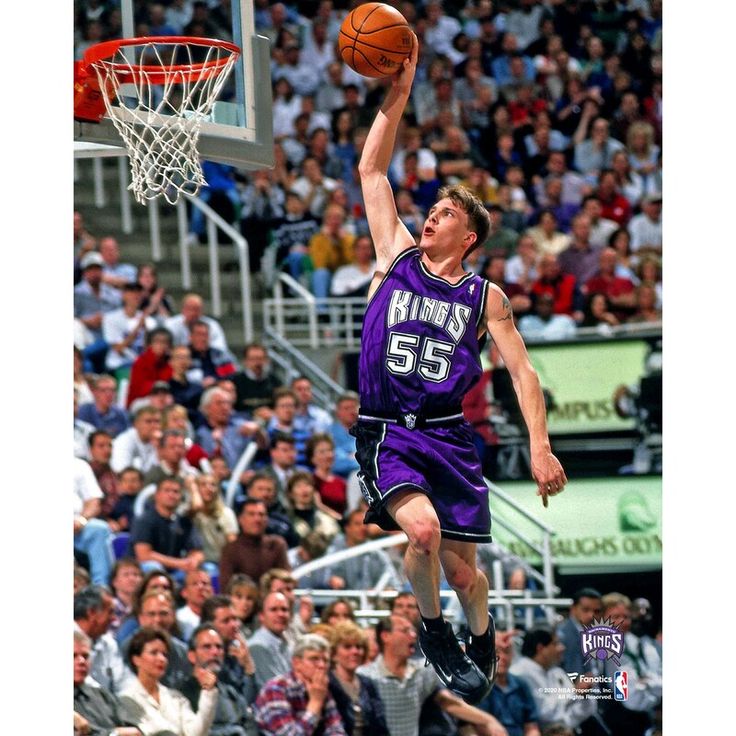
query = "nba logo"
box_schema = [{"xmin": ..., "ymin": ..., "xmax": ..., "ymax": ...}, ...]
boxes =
[{"xmin": 614, "ymin": 671, "xmax": 628, "ymax": 701}]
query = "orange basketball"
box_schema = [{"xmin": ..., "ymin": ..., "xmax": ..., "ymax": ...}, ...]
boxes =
[{"xmin": 338, "ymin": 3, "xmax": 413, "ymax": 78}]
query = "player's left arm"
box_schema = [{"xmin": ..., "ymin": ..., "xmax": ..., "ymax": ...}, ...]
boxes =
[{"xmin": 483, "ymin": 283, "xmax": 568, "ymax": 506}]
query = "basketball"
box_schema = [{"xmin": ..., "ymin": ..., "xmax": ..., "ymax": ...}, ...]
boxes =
[{"xmin": 338, "ymin": 3, "xmax": 413, "ymax": 79}]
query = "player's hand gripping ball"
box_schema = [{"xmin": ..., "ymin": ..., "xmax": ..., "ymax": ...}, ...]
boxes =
[{"xmin": 338, "ymin": 2, "xmax": 413, "ymax": 78}]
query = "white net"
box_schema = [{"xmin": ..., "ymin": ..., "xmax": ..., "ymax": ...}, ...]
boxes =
[{"xmin": 89, "ymin": 39, "xmax": 239, "ymax": 205}]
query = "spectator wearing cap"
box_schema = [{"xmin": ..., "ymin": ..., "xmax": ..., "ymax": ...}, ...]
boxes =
[
  {"xmin": 99, "ymin": 236, "xmax": 138, "ymax": 289},
  {"xmin": 102, "ymin": 281, "xmax": 158, "ymax": 374},
  {"xmin": 627, "ymin": 194, "xmax": 662, "ymax": 258},
  {"xmin": 126, "ymin": 327, "xmax": 174, "ymax": 409},
  {"xmin": 74, "ymin": 250, "xmax": 123, "ymax": 373}
]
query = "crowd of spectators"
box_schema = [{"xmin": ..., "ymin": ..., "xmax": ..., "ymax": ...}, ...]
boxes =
[{"xmin": 74, "ymin": 2, "xmax": 663, "ymax": 734}]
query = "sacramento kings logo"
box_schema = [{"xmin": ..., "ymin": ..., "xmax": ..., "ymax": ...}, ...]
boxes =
[
  {"xmin": 404, "ymin": 413, "xmax": 417, "ymax": 430},
  {"xmin": 580, "ymin": 618, "xmax": 625, "ymax": 666}
]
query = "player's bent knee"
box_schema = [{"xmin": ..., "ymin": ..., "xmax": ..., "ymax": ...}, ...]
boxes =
[
  {"xmin": 445, "ymin": 562, "xmax": 477, "ymax": 594},
  {"xmin": 405, "ymin": 518, "xmax": 441, "ymax": 555}
]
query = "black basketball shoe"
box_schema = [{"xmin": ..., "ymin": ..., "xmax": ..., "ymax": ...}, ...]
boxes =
[
  {"xmin": 465, "ymin": 614, "xmax": 499, "ymax": 693},
  {"xmin": 418, "ymin": 620, "xmax": 491, "ymax": 703}
]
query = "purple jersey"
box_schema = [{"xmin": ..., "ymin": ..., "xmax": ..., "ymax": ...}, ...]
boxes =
[{"xmin": 358, "ymin": 248, "xmax": 489, "ymax": 414}]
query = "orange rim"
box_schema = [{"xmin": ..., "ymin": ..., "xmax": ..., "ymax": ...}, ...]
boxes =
[{"xmin": 82, "ymin": 36, "xmax": 241, "ymax": 85}]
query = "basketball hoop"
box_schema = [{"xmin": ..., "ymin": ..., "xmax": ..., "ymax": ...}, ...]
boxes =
[{"xmin": 74, "ymin": 36, "xmax": 241, "ymax": 205}]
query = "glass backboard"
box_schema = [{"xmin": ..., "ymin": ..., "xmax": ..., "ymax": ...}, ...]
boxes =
[{"xmin": 74, "ymin": 0, "xmax": 273, "ymax": 169}]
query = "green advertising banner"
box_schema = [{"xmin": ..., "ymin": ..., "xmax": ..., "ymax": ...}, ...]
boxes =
[
  {"xmin": 491, "ymin": 477, "xmax": 662, "ymax": 573},
  {"xmin": 528, "ymin": 340, "xmax": 650, "ymax": 434}
]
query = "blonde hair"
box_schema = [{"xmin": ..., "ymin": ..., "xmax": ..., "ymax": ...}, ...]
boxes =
[
  {"xmin": 330, "ymin": 620, "xmax": 368, "ymax": 656},
  {"xmin": 626, "ymin": 121, "xmax": 655, "ymax": 155},
  {"xmin": 196, "ymin": 473, "xmax": 224, "ymax": 516}
]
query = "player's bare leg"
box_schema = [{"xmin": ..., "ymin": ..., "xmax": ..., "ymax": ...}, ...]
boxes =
[
  {"xmin": 439, "ymin": 539, "xmax": 489, "ymax": 636},
  {"xmin": 388, "ymin": 491, "xmax": 490, "ymax": 701},
  {"xmin": 440, "ymin": 538, "xmax": 498, "ymax": 689},
  {"xmin": 388, "ymin": 491, "xmax": 442, "ymax": 617}
]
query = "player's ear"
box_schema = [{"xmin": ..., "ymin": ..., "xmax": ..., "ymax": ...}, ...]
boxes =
[{"xmin": 464, "ymin": 230, "xmax": 477, "ymax": 247}]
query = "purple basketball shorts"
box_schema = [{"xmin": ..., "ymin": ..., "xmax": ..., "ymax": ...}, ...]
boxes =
[{"xmin": 350, "ymin": 419, "xmax": 492, "ymax": 543}]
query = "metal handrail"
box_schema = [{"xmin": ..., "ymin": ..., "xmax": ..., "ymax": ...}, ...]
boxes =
[
  {"xmin": 175, "ymin": 195, "xmax": 254, "ymax": 343},
  {"xmin": 264, "ymin": 327, "xmax": 346, "ymax": 410},
  {"xmin": 224, "ymin": 442, "xmax": 259, "ymax": 510},
  {"xmin": 263, "ymin": 294, "xmax": 662, "ymax": 349},
  {"xmin": 273, "ymin": 273, "xmax": 318, "ymax": 348}
]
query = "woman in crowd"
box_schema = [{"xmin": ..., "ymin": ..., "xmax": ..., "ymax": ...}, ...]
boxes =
[
  {"xmin": 120, "ymin": 627, "xmax": 218, "ymax": 736},
  {"xmin": 626, "ymin": 121, "xmax": 660, "ymax": 191},
  {"xmin": 226, "ymin": 574, "xmax": 260, "ymax": 639},
  {"xmin": 608, "ymin": 227, "xmax": 639, "ymax": 282},
  {"xmin": 136, "ymin": 263, "xmax": 173, "ymax": 323},
  {"xmin": 307, "ymin": 433, "xmax": 348, "ymax": 518},
  {"xmin": 636, "ymin": 256, "xmax": 662, "ymax": 311},
  {"xmin": 581, "ymin": 292, "xmax": 620, "ymax": 329},
  {"xmin": 328, "ymin": 620, "xmax": 390, "ymax": 736},
  {"xmin": 320, "ymin": 598, "xmax": 356, "ymax": 627},
  {"xmin": 611, "ymin": 149, "xmax": 644, "ymax": 209},
  {"xmin": 627, "ymin": 282, "xmax": 662, "ymax": 324},
  {"xmin": 286, "ymin": 471, "xmax": 341, "ymax": 545},
  {"xmin": 191, "ymin": 473, "xmax": 238, "ymax": 565}
]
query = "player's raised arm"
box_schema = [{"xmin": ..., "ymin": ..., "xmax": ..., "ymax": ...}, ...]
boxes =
[
  {"xmin": 483, "ymin": 283, "xmax": 568, "ymax": 506},
  {"xmin": 358, "ymin": 33, "xmax": 419, "ymax": 271}
]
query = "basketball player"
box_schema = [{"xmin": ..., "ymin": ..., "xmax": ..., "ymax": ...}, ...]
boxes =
[{"xmin": 351, "ymin": 35, "xmax": 567, "ymax": 703}]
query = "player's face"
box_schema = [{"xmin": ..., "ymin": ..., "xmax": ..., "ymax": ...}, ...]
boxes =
[{"xmin": 419, "ymin": 198, "xmax": 474, "ymax": 257}]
